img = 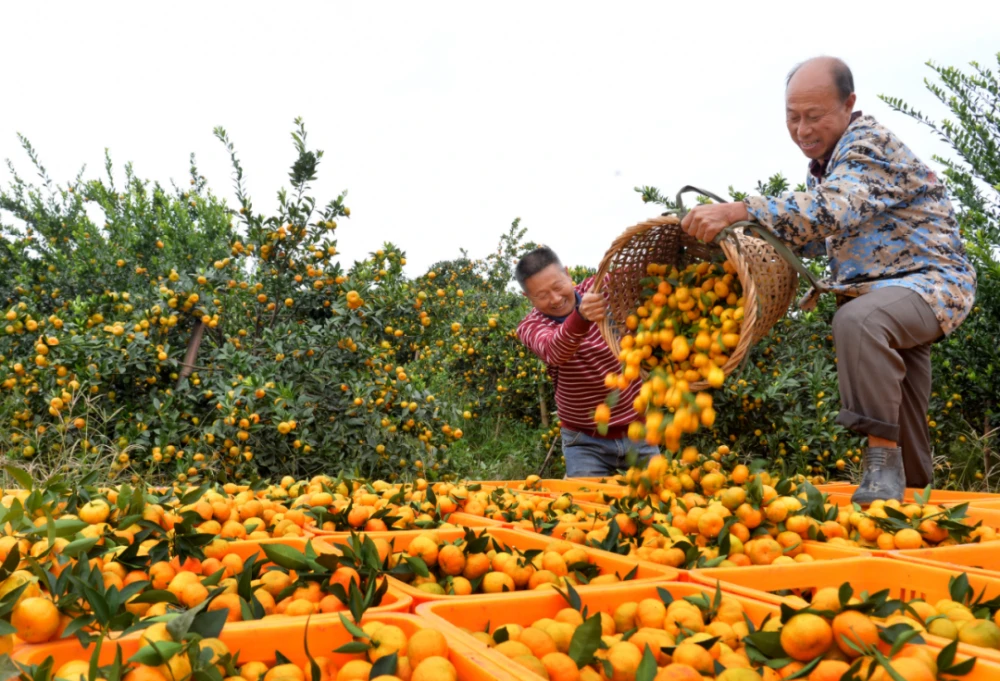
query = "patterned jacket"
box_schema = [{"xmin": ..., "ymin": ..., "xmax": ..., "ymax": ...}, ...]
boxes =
[{"xmin": 743, "ymin": 114, "xmax": 976, "ymax": 336}]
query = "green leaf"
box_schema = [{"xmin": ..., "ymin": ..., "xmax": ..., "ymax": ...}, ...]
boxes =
[
  {"xmin": 25, "ymin": 518, "xmax": 88, "ymax": 538},
  {"xmin": 942, "ymin": 655, "xmax": 977, "ymax": 676},
  {"xmin": 744, "ymin": 630, "xmax": 786, "ymax": 658},
  {"xmin": 166, "ymin": 592, "xmax": 213, "ymax": 640},
  {"xmin": 567, "ymin": 613, "xmax": 603, "ymax": 669},
  {"xmin": 936, "ymin": 638, "xmax": 958, "ymax": 671},
  {"xmin": 333, "ymin": 642, "xmax": 371, "ymax": 654},
  {"xmin": 60, "ymin": 537, "xmax": 100, "ymax": 559},
  {"xmin": 656, "ymin": 587, "xmax": 675, "ymax": 606},
  {"xmin": 201, "ymin": 568, "xmax": 226, "ymax": 588},
  {"xmin": 949, "ymin": 573, "xmax": 972, "ymax": 604},
  {"xmin": 338, "ymin": 612, "xmax": 368, "ymax": 640},
  {"xmin": 261, "ymin": 544, "xmax": 310, "ymax": 571},
  {"xmin": 128, "ymin": 641, "xmax": 185, "ymax": 666},
  {"xmin": 369, "ymin": 653, "xmax": 398, "ymax": 679},
  {"xmin": 784, "ymin": 656, "xmax": 822, "ymax": 679},
  {"xmin": 838, "ymin": 583, "xmax": 854, "ymax": 607},
  {"xmin": 130, "ymin": 590, "xmax": 180, "ymax": 606},
  {"xmin": 403, "ymin": 556, "xmax": 430, "ymax": 578},
  {"xmin": 635, "ymin": 645, "xmax": 657, "ymax": 681},
  {"xmin": 189, "ymin": 609, "xmax": 229, "ymax": 639},
  {"xmin": 3, "ymin": 466, "xmax": 33, "ymax": 492}
]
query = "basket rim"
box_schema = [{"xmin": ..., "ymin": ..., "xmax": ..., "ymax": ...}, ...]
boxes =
[{"xmin": 590, "ymin": 215, "xmax": 779, "ymax": 391}]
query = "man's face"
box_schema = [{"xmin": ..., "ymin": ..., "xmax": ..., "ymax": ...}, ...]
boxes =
[
  {"xmin": 523, "ymin": 264, "xmax": 576, "ymax": 317},
  {"xmin": 786, "ymin": 70, "xmax": 856, "ymax": 161}
]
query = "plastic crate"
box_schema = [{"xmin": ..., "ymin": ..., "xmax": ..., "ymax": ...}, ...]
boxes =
[
  {"xmin": 309, "ymin": 512, "xmax": 508, "ymax": 540},
  {"xmin": 10, "ymin": 613, "xmax": 520, "ymax": 681},
  {"xmin": 888, "ymin": 541, "xmax": 1000, "ymax": 578},
  {"xmin": 690, "ymin": 556, "xmax": 1000, "ymax": 664},
  {"xmin": 414, "ymin": 582, "xmax": 1000, "ymax": 680},
  {"xmin": 385, "ymin": 527, "xmax": 680, "ymax": 609},
  {"xmin": 822, "ymin": 486, "xmax": 1000, "ymax": 507}
]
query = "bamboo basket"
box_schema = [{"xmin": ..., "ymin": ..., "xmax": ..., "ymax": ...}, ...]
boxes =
[{"xmin": 592, "ymin": 186, "xmax": 806, "ymax": 390}]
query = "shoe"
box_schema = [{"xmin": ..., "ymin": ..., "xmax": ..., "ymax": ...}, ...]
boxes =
[{"xmin": 851, "ymin": 447, "xmax": 905, "ymax": 506}]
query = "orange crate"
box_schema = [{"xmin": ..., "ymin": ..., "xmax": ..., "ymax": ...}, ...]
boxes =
[
  {"xmin": 309, "ymin": 512, "xmax": 507, "ymax": 540},
  {"xmin": 822, "ymin": 486, "xmax": 1000, "ymax": 506},
  {"xmin": 11, "ymin": 613, "xmax": 519, "ymax": 681},
  {"xmin": 967, "ymin": 498, "xmax": 1000, "ymax": 509},
  {"xmin": 193, "ymin": 537, "xmax": 413, "ymax": 615},
  {"xmin": 417, "ymin": 583, "xmax": 777, "ymax": 681},
  {"xmin": 811, "ymin": 482, "xmax": 855, "ymax": 491},
  {"xmin": 386, "ymin": 527, "xmax": 679, "ymax": 609},
  {"xmin": 889, "ymin": 541, "xmax": 1000, "ymax": 578},
  {"xmin": 532, "ymin": 478, "xmax": 628, "ymax": 502},
  {"xmin": 576, "ymin": 475, "xmax": 628, "ymax": 484},
  {"xmin": 690, "ymin": 556, "xmax": 1000, "ymax": 664},
  {"xmin": 414, "ymin": 582, "xmax": 1000, "ymax": 680}
]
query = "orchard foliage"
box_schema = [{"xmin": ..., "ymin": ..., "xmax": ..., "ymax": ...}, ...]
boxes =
[
  {"xmin": 0, "ymin": 120, "xmax": 478, "ymax": 483},
  {"xmin": 881, "ymin": 52, "xmax": 1000, "ymax": 489}
]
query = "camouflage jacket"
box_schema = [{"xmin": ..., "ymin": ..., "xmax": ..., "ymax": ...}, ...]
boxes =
[{"xmin": 744, "ymin": 114, "xmax": 976, "ymax": 336}]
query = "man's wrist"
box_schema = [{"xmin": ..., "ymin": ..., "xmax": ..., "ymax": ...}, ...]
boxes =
[{"xmin": 730, "ymin": 202, "xmax": 750, "ymax": 223}]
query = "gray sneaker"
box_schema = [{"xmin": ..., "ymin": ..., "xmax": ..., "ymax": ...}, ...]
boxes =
[{"xmin": 851, "ymin": 447, "xmax": 905, "ymax": 506}]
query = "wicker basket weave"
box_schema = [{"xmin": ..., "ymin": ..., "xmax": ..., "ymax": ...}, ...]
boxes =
[{"xmin": 591, "ymin": 192, "xmax": 801, "ymax": 392}]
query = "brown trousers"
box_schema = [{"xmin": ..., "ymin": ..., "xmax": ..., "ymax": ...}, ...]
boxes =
[{"xmin": 832, "ymin": 287, "xmax": 943, "ymax": 487}]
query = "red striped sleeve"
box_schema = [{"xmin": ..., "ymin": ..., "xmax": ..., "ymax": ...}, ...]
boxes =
[{"xmin": 517, "ymin": 277, "xmax": 642, "ymax": 432}]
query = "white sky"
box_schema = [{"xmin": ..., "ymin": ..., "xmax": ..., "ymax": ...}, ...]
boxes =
[{"xmin": 2, "ymin": 1, "xmax": 998, "ymax": 276}]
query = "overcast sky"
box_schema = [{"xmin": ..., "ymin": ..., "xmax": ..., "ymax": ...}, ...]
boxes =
[{"xmin": 2, "ymin": 1, "xmax": 998, "ymax": 277}]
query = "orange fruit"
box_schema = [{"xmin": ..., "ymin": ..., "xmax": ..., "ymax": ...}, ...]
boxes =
[
  {"xmin": 780, "ymin": 613, "xmax": 833, "ymax": 662},
  {"xmin": 540, "ymin": 652, "xmax": 580, "ymax": 681},
  {"xmin": 518, "ymin": 627, "xmax": 558, "ymax": 659},
  {"xmin": 893, "ymin": 529, "xmax": 923, "ymax": 550},
  {"xmin": 807, "ymin": 660, "xmax": 851, "ymax": 681},
  {"xmin": 411, "ymin": 657, "xmax": 456, "ymax": 681},
  {"xmin": 407, "ymin": 628, "xmax": 448, "ymax": 668},
  {"xmin": 335, "ymin": 660, "xmax": 371, "ymax": 681},
  {"xmin": 122, "ymin": 665, "xmax": 168, "ymax": 681},
  {"xmin": 481, "ymin": 572, "xmax": 515, "ymax": 593},
  {"xmin": 207, "ymin": 594, "xmax": 243, "ymax": 622},
  {"xmin": 437, "ymin": 545, "xmax": 466, "ymax": 577},
  {"xmin": 407, "ymin": 536, "xmax": 439, "ymax": 567},
  {"xmin": 329, "ymin": 567, "xmax": 361, "ymax": 593},
  {"xmin": 11, "ymin": 597, "xmax": 60, "ymax": 643},
  {"xmin": 180, "ymin": 582, "xmax": 209, "ymax": 608},
  {"xmin": 462, "ymin": 553, "xmax": 491, "ymax": 580},
  {"xmin": 831, "ymin": 610, "xmax": 878, "ymax": 657},
  {"xmin": 654, "ymin": 663, "xmax": 703, "ymax": 680}
]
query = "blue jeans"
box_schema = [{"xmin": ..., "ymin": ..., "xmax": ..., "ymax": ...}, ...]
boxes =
[{"xmin": 561, "ymin": 428, "xmax": 659, "ymax": 477}]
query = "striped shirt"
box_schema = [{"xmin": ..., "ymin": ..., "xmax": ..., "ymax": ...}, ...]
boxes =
[{"xmin": 517, "ymin": 277, "xmax": 640, "ymax": 435}]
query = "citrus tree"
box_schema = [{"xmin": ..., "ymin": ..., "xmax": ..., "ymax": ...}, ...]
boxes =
[
  {"xmin": 881, "ymin": 51, "xmax": 1000, "ymax": 488},
  {"xmin": 0, "ymin": 120, "xmax": 464, "ymax": 483}
]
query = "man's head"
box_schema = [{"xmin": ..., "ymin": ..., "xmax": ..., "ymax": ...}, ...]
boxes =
[
  {"xmin": 516, "ymin": 246, "xmax": 577, "ymax": 318},
  {"xmin": 785, "ymin": 56, "xmax": 857, "ymax": 160}
]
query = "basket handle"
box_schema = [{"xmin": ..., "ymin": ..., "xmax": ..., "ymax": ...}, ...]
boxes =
[
  {"xmin": 674, "ymin": 185, "xmax": 730, "ymax": 212},
  {"xmin": 670, "ymin": 184, "xmax": 825, "ymax": 293},
  {"xmin": 716, "ymin": 221, "xmax": 825, "ymax": 293}
]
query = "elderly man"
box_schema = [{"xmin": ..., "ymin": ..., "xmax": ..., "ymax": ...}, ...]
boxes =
[
  {"xmin": 515, "ymin": 246, "xmax": 658, "ymax": 476},
  {"xmin": 680, "ymin": 56, "xmax": 976, "ymax": 504}
]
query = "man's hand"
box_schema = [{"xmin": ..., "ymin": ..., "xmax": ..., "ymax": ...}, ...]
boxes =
[
  {"xmin": 680, "ymin": 202, "xmax": 750, "ymax": 243},
  {"xmin": 578, "ymin": 291, "xmax": 607, "ymax": 322}
]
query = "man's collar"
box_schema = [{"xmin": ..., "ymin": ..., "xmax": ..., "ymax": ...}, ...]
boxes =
[{"xmin": 809, "ymin": 110, "xmax": 863, "ymax": 179}]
